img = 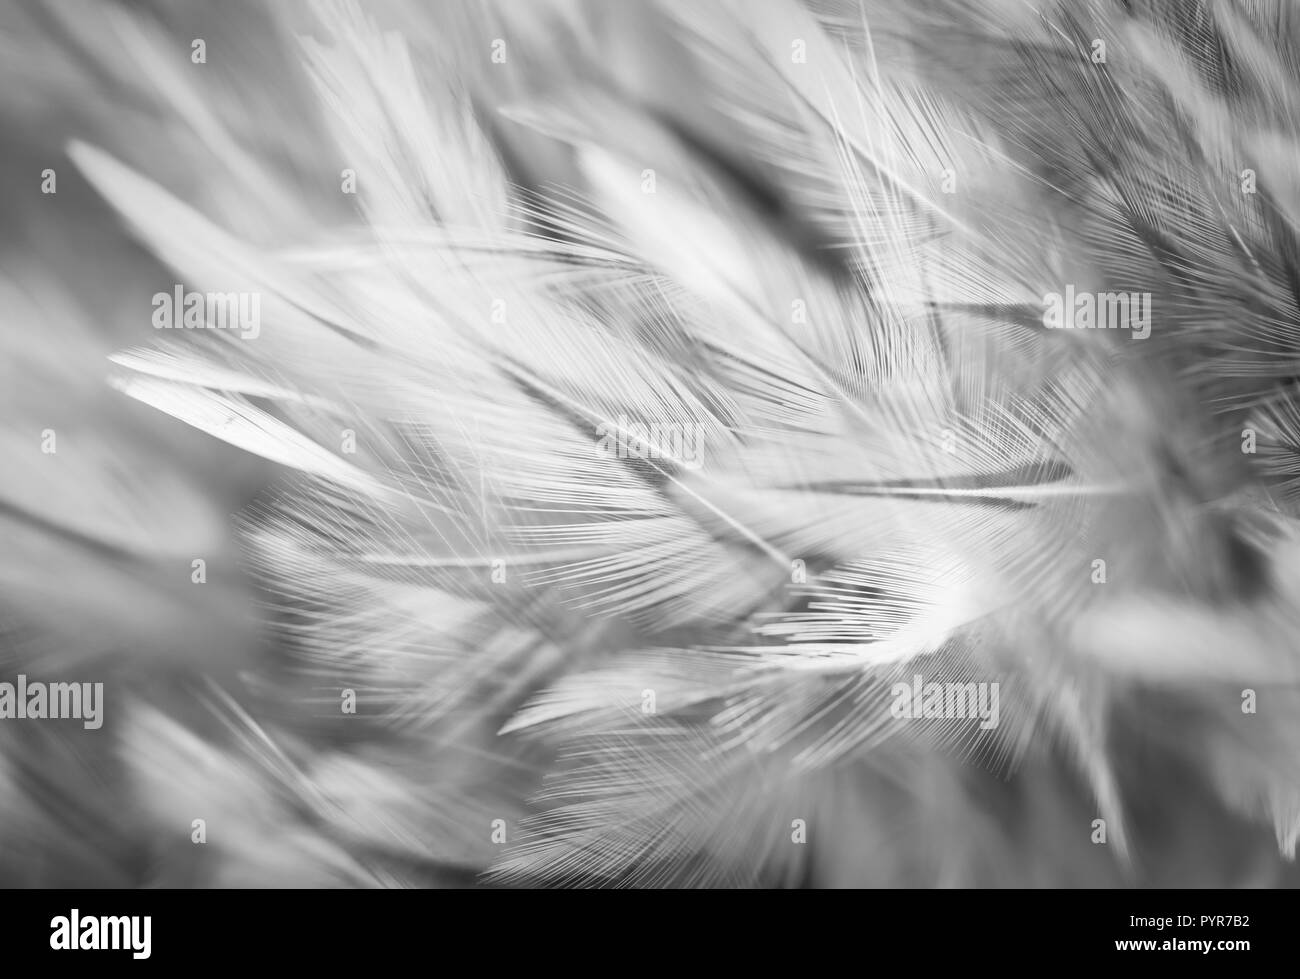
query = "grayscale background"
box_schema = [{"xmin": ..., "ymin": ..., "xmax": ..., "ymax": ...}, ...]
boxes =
[{"xmin": 2, "ymin": 0, "xmax": 1300, "ymax": 888}]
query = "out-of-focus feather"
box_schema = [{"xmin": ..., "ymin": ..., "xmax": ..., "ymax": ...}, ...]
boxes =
[{"xmin": 5, "ymin": 0, "xmax": 1300, "ymax": 888}]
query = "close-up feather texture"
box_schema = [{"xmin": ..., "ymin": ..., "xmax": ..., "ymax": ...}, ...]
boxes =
[{"xmin": 3, "ymin": 0, "xmax": 1300, "ymax": 888}]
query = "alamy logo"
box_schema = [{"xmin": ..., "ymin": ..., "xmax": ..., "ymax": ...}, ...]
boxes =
[
  {"xmin": 889, "ymin": 674, "xmax": 1000, "ymax": 730},
  {"xmin": 50, "ymin": 910, "xmax": 151, "ymax": 959},
  {"xmin": 595, "ymin": 416, "xmax": 703, "ymax": 469},
  {"xmin": 152, "ymin": 284, "xmax": 261, "ymax": 339},
  {"xmin": 0, "ymin": 675, "xmax": 103, "ymax": 730},
  {"xmin": 1042, "ymin": 285, "xmax": 1151, "ymax": 339}
]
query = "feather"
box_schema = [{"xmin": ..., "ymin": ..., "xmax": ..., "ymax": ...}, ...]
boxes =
[{"xmin": 5, "ymin": 0, "xmax": 1300, "ymax": 888}]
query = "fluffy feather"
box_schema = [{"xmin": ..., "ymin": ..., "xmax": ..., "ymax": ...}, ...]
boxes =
[{"xmin": 3, "ymin": 0, "xmax": 1300, "ymax": 887}]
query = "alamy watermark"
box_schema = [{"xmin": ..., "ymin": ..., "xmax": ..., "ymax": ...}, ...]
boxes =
[
  {"xmin": 50, "ymin": 910, "xmax": 150, "ymax": 959},
  {"xmin": 0, "ymin": 675, "xmax": 103, "ymax": 730},
  {"xmin": 152, "ymin": 284, "xmax": 261, "ymax": 339},
  {"xmin": 595, "ymin": 416, "xmax": 704, "ymax": 469},
  {"xmin": 1042, "ymin": 285, "xmax": 1151, "ymax": 339},
  {"xmin": 889, "ymin": 674, "xmax": 1000, "ymax": 730}
]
